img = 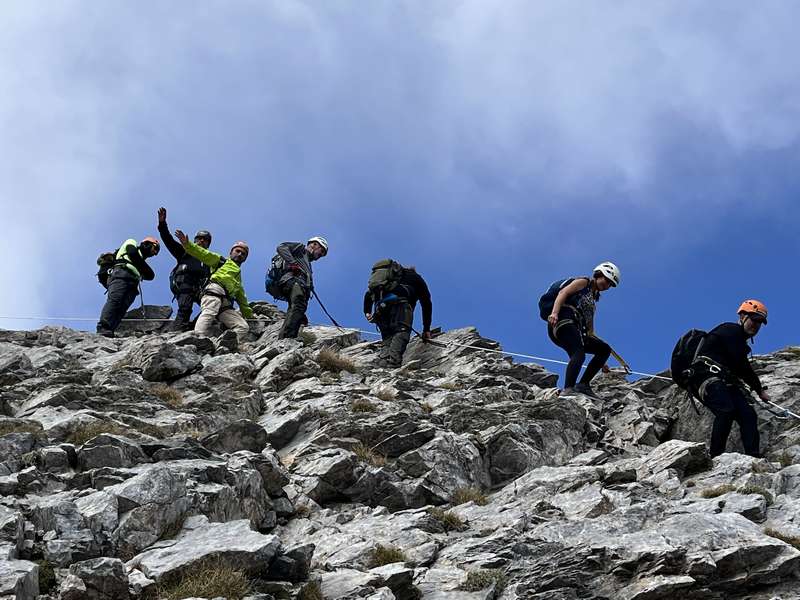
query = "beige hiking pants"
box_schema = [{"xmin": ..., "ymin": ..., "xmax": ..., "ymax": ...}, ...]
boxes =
[{"xmin": 194, "ymin": 283, "xmax": 249, "ymax": 341}]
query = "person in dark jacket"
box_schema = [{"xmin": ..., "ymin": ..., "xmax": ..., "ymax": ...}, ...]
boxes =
[
  {"xmin": 546, "ymin": 262, "xmax": 620, "ymax": 397},
  {"xmin": 692, "ymin": 300, "xmax": 771, "ymax": 458},
  {"xmin": 157, "ymin": 207, "xmax": 212, "ymax": 331},
  {"xmin": 96, "ymin": 237, "xmax": 160, "ymax": 337},
  {"xmin": 363, "ymin": 263, "xmax": 432, "ymax": 368},
  {"xmin": 268, "ymin": 236, "xmax": 328, "ymax": 339}
]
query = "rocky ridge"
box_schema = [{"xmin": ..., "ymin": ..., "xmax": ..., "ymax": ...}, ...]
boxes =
[{"xmin": 1, "ymin": 301, "xmax": 799, "ymax": 599}]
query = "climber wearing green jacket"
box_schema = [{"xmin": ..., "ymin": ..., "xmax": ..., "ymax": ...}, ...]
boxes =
[{"xmin": 176, "ymin": 230, "xmax": 252, "ymax": 342}]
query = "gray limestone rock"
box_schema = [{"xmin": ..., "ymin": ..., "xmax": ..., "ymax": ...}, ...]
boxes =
[
  {"xmin": 126, "ymin": 338, "xmax": 202, "ymax": 382},
  {"xmin": 0, "ymin": 559, "xmax": 38, "ymax": 600},
  {"xmin": 200, "ymin": 419, "xmax": 268, "ymax": 455},
  {"xmin": 63, "ymin": 557, "xmax": 129, "ymax": 600},
  {"xmin": 77, "ymin": 434, "xmax": 148, "ymax": 470},
  {"xmin": 128, "ymin": 516, "xmax": 280, "ymax": 581}
]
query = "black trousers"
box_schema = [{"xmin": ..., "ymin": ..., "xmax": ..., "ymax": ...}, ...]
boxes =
[
  {"xmin": 278, "ymin": 279, "xmax": 310, "ymax": 339},
  {"xmin": 701, "ymin": 379, "xmax": 760, "ymax": 458},
  {"xmin": 548, "ymin": 318, "xmax": 610, "ymax": 389},
  {"xmin": 97, "ymin": 269, "xmax": 139, "ymax": 334},
  {"xmin": 375, "ymin": 302, "xmax": 414, "ymax": 366},
  {"xmin": 174, "ymin": 286, "xmax": 201, "ymax": 328}
]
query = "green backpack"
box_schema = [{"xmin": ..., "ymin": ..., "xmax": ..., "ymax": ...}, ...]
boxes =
[{"xmin": 368, "ymin": 259, "xmax": 404, "ymax": 300}]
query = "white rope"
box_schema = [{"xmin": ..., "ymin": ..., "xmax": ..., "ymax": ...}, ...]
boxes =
[
  {"xmin": 0, "ymin": 315, "xmax": 675, "ymax": 382},
  {"xmin": 351, "ymin": 326, "xmax": 673, "ymax": 382}
]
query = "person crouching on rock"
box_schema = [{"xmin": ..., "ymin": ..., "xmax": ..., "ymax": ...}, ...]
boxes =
[
  {"xmin": 363, "ymin": 260, "xmax": 433, "ymax": 368},
  {"xmin": 543, "ymin": 262, "xmax": 621, "ymax": 398},
  {"xmin": 691, "ymin": 300, "xmax": 771, "ymax": 458},
  {"xmin": 175, "ymin": 230, "xmax": 253, "ymax": 343},
  {"xmin": 96, "ymin": 237, "xmax": 160, "ymax": 337}
]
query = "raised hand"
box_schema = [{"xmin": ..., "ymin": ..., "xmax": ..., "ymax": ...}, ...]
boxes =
[
  {"xmin": 175, "ymin": 229, "xmax": 189, "ymax": 246},
  {"xmin": 158, "ymin": 207, "xmax": 167, "ymax": 224}
]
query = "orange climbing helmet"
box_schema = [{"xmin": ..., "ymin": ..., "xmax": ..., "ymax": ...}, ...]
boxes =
[
  {"xmin": 737, "ymin": 299, "xmax": 768, "ymax": 323},
  {"xmin": 140, "ymin": 236, "xmax": 160, "ymax": 255}
]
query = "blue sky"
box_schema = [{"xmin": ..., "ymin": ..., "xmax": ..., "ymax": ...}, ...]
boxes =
[{"xmin": 2, "ymin": 2, "xmax": 799, "ymax": 382}]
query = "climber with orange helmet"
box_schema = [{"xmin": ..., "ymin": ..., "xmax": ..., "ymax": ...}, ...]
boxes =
[
  {"xmin": 96, "ymin": 236, "xmax": 160, "ymax": 337},
  {"xmin": 175, "ymin": 230, "xmax": 253, "ymax": 344},
  {"xmin": 538, "ymin": 262, "xmax": 621, "ymax": 397},
  {"xmin": 691, "ymin": 299, "xmax": 771, "ymax": 458}
]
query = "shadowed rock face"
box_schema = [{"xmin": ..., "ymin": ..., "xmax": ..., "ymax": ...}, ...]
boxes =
[{"xmin": 1, "ymin": 306, "xmax": 800, "ymax": 599}]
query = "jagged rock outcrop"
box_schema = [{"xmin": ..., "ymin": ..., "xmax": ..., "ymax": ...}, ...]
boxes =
[{"xmin": 0, "ymin": 306, "xmax": 799, "ymax": 599}]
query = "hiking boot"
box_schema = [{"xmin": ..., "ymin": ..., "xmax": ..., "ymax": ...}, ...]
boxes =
[
  {"xmin": 574, "ymin": 382, "xmax": 600, "ymax": 399},
  {"xmin": 96, "ymin": 329, "xmax": 115, "ymax": 338},
  {"xmin": 559, "ymin": 387, "xmax": 576, "ymax": 397}
]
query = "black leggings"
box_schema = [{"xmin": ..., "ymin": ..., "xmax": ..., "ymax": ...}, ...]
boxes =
[
  {"xmin": 548, "ymin": 320, "xmax": 611, "ymax": 389},
  {"xmin": 701, "ymin": 379, "xmax": 760, "ymax": 458}
]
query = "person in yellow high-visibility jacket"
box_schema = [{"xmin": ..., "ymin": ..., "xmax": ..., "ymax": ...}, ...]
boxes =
[{"xmin": 176, "ymin": 229, "xmax": 252, "ymax": 342}]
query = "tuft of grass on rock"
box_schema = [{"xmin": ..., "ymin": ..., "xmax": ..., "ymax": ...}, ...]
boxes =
[
  {"xmin": 0, "ymin": 420, "xmax": 42, "ymax": 437},
  {"xmin": 155, "ymin": 562, "xmax": 251, "ymax": 600},
  {"xmin": 66, "ymin": 421, "xmax": 129, "ymax": 446},
  {"xmin": 299, "ymin": 330, "xmax": 318, "ymax": 345},
  {"xmin": 438, "ymin": 381, "xmax": 463, "ymax": 391},
  {"xmin": 738, "ymin": 484, "xmax": 774, "ymax": 505},
  {"xmin": 375, "ymin": 387, "xmax": 397, "ymax": 402},
  {"xmin": 460, "ymin": 569, "xmax": 508, "ymax": 593},
  {"xmin": 764, "ymin": 528, "xmax": 800, "ymax": 550},
  {"xmin": 353, "ymin": 442, "xmax": 386, "ymax": 467},
  {"xmin": 351, "ymin": 398, "xmax": 378, "ymax": 413},
  {"xmin": 368, "ymin": 544, "xmax": 407, "ymax": 568},
  {"xmin": 298, "ymin": 580, "xmax": 323, "ymax": 600},
  {"xmin": 419, "ymin": 402, "xmax": 433, "ymax": 414},
  {"xmin": 699, "ymin": 484, "xmax": 737, "ymax": 499},
  {"xmin": 751, "ymin": 461, "xmax": 774, "ymax": 474},
  {"xmin": 150, "ymin": 384, "xmax": 183, "ymax": 408},
  {"xmin": 777, "ymin": 451, "xmax": 794, "ymax": 469},
  {"xmin": 36, "ymin": 561, "xmax": 56, "ymax": 594},
  {"xmin": 428, "ymin": 507, "xmax": 466, "ymax": 532},
  {"xmin": 451, "ymin": 486, "xmax": 489, "ymax": 506},
  {"xmin": 317, "ymin": 348, "xmax": 357, "ymax": 374}
]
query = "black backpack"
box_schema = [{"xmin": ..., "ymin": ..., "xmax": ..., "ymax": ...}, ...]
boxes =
[
  {"xmin": 368, "ymin": 259, "xmax": 404, "ymax": 300},
  {"xmin": 96, "ymin": 250, "xmax": 119, "ymax": 289},
  {"xmin": 538, "ymin": 278, "xmax": 575, "ymax": 320},
  {"xmin": 265, "ymin": 255, "xmax": 288, "ymax": 301},
  {"xmin": 670, "ymin": 329, "xmax": 707, "ymax": 389}
]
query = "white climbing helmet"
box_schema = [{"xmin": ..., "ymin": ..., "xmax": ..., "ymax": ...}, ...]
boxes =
[
  {"xmin": 593, "ymin": 261, "xmax": 620, "ymax": 287},
  {"xmin": 307, "ymin": 236, "xmax": 329, "ymax": 255}
]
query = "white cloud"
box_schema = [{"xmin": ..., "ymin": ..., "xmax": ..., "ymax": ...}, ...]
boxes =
[{"xmin": 1, "ymin": 1, "xmax": 799, "ymax": 325}]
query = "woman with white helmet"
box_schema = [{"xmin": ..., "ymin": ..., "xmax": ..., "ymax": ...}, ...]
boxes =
[{"xmin": 543, "ymin": 262, "xmax": 621, "ymax": 397}]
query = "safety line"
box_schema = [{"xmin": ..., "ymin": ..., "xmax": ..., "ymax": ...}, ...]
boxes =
[{"xmin": 0, "ymin": 314, "xmax": 679, "ymax": 382}]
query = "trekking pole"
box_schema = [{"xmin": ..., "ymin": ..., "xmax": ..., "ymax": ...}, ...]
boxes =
[
  {"xmin": 608, "ymin": 348, "xmax": 632, "ymax": 374},
  {"xmin": 311, "ymin": 290, "xmax": 344, "ymax": 331},
  {"xmin": 764, "ymin": 399, "xmax": 800, "ymax": 421},
  {"xmin": 410, "ymin": 326, "xmax": 448, "ymax": 348}
]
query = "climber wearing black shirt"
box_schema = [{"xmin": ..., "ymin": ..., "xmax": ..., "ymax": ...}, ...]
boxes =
[
  {"xmin": 694, "ymin": 300, "xmax": 771, "ymax": 458},
  {"xmin": 363, "ymin": 266, "xmax": 432, "ymax": 368}
]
